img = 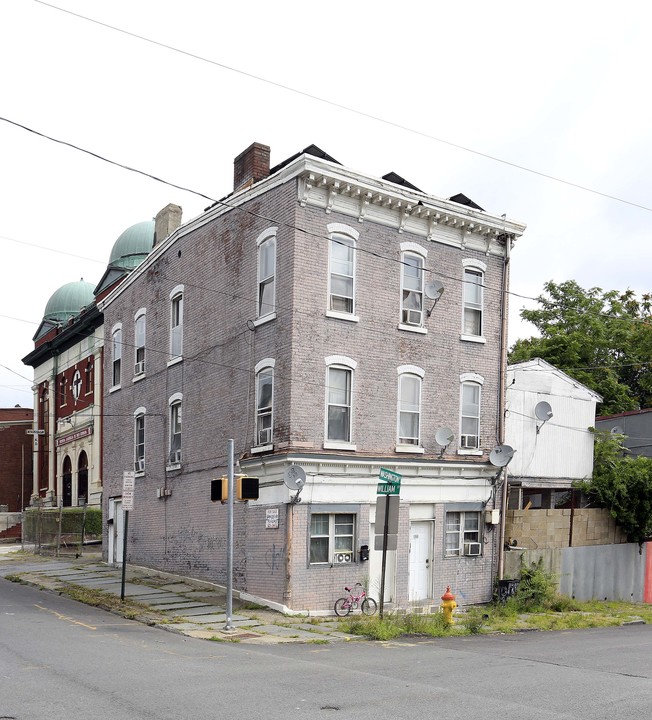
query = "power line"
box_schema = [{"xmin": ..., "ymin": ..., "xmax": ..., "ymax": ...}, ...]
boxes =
[{"xmin": 31, "ymin": 0, "xmax": 652, "ymax": 214}]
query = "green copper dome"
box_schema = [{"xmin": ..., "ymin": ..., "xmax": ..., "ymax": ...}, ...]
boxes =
[
  {"xmin": 108, "ymin": 220, "xmax": 155, "ymax": 271},
  {"xmin": 43, "ymin": 279, "xmax": 95, "ymax": 323}
]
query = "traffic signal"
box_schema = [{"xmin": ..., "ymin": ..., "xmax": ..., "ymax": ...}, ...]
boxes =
[{"xmin": 210, "ymin": 476, "xmax": 259, "ymax": 502}]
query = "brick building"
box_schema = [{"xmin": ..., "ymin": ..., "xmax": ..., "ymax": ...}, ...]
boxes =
[
  {"xmin": 0, "ymin": 406, "xmax": 33, "ymax": 512},
  {"xmin": 100, "ymin": 143, "xmax": 526, "ymax": 612}
]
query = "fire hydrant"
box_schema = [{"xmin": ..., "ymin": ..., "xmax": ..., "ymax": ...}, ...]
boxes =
[{"xmin": 440, "ymin": 585, "xmax": 457, "ymax": 624}]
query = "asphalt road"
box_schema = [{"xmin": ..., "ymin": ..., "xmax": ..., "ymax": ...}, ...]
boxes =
[{"xmin": 2, "ymin": 577, "xmax": 652, "ymax": 720}]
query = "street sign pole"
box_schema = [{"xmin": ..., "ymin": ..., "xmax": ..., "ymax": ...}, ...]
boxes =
[
  {"xmin": 120, "ymin": 471, "xmax": 135, "ymax": 601},
  {"xmin": 120, "ymin": 510, "xmax": 129, "ymax": 600},
  {"xmin": 224, "ymin": 439, "xmax": 235, "ymax": 631},
  {"xmin": 379, "ymin": 496, "xmax": 390, "ymax": 619}
]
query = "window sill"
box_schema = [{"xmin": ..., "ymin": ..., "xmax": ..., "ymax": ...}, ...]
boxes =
[
  {"xmin": 457, "ymin": 449, "xmax": 482, "ymax": 456},
  {"xmin": 460, "ymin": 334, "xmax": 486, "ymax": 344},
  {"xmin": 326, "ymin": 310, "xmax": 359, "ymax": 323},
  {"xmin": 109, "ymin": 385, "xmax": 121, "ymax": 394},
  {"xmin": 133, "ymin": 374, "xmax": 146, "ymax": 383},
  {"xmin": 135, "ymin": 470, "xmax": 145, "ymax": 478},
  {"xmin": 253, "ymin": 313, "xmax": 277, "ymax": 328},
  {"xmin": 167, "ymin": 356, "xmax": 183, "ymax": 368},
  {"xmin": 395, "ymin": 444, "xmax": 425, "ymax": 454},
  {"xmin": 324, "ymin": 441, "xmax": 357, "ymax": 451},
  {"xmin": 397, "ymin": 323, "xmax": 427, "ymax": 335},
  {"xmin": 251, "ymin": 444, "xmax": 273, "ymax": 454}
]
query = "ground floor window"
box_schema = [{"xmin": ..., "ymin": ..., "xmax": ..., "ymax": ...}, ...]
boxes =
[
  {"xmin": 445, "ymin": 511, "xmax": 481, "ymax": 556},
  {"xmin": 310, "ymin": 512, "xmax": 355, "ymax": 564}
]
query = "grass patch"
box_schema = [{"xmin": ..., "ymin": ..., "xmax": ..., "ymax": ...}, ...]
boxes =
[
  {"xmin": 340, "ymin": 612, "xmax": 455, "ymax": 640},
  {"xmin": 4, "ymin": 574, "xmax": 28, "ymax": 584}
]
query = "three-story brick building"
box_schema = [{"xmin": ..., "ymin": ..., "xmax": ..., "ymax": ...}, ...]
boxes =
[{"xmin": 100, "ymin": 143, "xmax": 526, "ymax": 612}]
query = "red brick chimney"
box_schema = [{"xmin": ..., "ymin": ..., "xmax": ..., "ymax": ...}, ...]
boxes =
[{"xmin": 233, "ymin": 142, "xmax": 270, "ymax": 192}]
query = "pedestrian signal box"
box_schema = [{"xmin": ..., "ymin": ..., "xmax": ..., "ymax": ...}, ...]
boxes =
[{"xmin": 210, "ymin": 476, "xmax": 259, "ymax": 502}]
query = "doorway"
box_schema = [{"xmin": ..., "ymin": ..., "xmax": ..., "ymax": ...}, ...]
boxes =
[
  {"xmin": 409, "ymin": 521, "xmax": 433, "ymax": 601},
  {"xmin": 108, "ymin": 498, "xmax": 124, "ymax": 565}
]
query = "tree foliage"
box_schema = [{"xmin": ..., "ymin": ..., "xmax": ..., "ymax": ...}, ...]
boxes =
[
  {"xmin": 509, "ymin": 280, "xmax": 652, "ymax": 414},
  {"xmin": 578, "ymin": 432, "xmax": 652, "ymax": 549}
]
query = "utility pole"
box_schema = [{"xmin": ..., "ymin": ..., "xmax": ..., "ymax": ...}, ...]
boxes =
[{"xmin": 224, "ymin": 439, "xmax": 235, "ymax": 631}]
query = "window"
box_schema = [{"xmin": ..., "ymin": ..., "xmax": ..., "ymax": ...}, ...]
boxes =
[
  {"xmin": 329, "ymin": 232, "xmax": 356, "ymax": 314},
  {"xmin": 257, "ymin": 229, "xmax": 276, "ymax": 319},
  {"xmin": 462, "ymin": 261, "xmax": 486, "ymax": 338},
  {"xmin": 112, "ymin": 325, "xmax": 122, "ymax": 387},
  {"xmin": 255, "ymin": 360, "xmax": 274, "ymax": 447},
  {"xmin": 77, "ymin": 451, "xmax": 88, "ymax": 506},
  {"xmin": 310, "ymin": 513, "xmax": 355, "ymax": 564},
  {"xmin": 59, "ymin": 377, "xmax": 67, "ymax": 406},
  {"xmin": 401, "ymin": 253, "xmax": 424, "ymax": 326},
  {"xmin": 326, "ymin": 361, "xmax": 354, "ymax": 443},
  {"xmin": 134, "ymin": 309, "xmax": 146, "ymax": 375},
  {"xmin": 397, "ymin": 370, "xmax": 422, "ymax": 446},
  {"xmin": 84, "ymin": 359, "xmax": 93, "ymax": 395},
  {"xmin": 168, "ymin": 394, "xmax": 182, "ymax": 465},
  {"xmin": 445, "ymin": 511, "xmax": 481, "ymax": 556},
  {"xmin": 460, "ymin": 375, "xmax": 483, "ymax": 450},
  {"xmin": 134, "ymin": 408, "xmax": 146, "ymax": 473},
  {"xmin": 170, "ymin": 286, "xmax": 184, "ymax": 360}
]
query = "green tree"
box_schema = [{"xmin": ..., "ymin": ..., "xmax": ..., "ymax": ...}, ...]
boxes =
[
  {"xmin": 509, "ymin": 280, "xmax": 652, "ymax": 413},
  {"xmin": 578, "ymin": 432, "xmax": 652, "ymax": 549}
]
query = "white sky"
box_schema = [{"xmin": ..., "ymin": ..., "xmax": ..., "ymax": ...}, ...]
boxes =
[{"xmin": 2, "ymin": 0, "xmax": 651, "ymax": 408}]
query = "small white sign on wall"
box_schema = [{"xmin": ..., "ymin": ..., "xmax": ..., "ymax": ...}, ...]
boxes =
[{"xmin": 266, "ymin": 508, "xmax": 279, "ymax": 529}]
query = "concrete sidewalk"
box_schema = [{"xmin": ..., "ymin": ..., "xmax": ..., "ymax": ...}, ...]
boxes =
[{"xmin": 0, "ymin": 545, "xmax": 357, "ymax": 645}]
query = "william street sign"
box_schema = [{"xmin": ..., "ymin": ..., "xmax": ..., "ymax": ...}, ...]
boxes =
[{"xmin": 377, "ymin": 467, "xmax": 401, "ymax": 495}]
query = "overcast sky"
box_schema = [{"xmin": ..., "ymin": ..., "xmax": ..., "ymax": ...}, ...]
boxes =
[{"xmin": 2, "ymin": 0, "xmax": 651, "ymax": 409}]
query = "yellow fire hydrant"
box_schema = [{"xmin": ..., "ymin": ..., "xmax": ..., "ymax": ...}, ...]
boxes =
[{"xmin": 440, "ymin": 585, "xmax": 457, "ymax": 624}]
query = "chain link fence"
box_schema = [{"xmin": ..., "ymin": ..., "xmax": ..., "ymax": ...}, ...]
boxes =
[{"xmin": 23, "ymin": 506, "xmax": 102, "ymax": 557}]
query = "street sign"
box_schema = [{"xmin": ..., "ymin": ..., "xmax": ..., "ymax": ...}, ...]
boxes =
[
  {"xmin": 375, "ymin": 495, "xmax": 399, "ymax": 534},
  {"xmin": 377, "ymin": 467, "xmax": 401, "ymax": 494},
  {"xmin": 26, "ymin": 429, "xmax": 45, "ymax": 435},
  {"xmin": 122, "ymin": 491, "xmax": 134, "ymax": 511},
  {"xmin": 122, "ymin": 471, "xmax": 135, "ymax": 511},
  {"xmin": 374, "ymin": 534, "xmax": 398, "ymax": 551}
]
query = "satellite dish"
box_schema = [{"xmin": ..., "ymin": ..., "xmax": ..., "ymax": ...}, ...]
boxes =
[
  {"xmin": 435, "ymin": 427, "xmax": 455, "ymax": 447},
  {"xmin": 283, "ymin": 465, "xmax": 306, "ymax": 491},
  {"xmin": 489, "ymin": 444, "xmax": 515, "ymax": 468},
  {"xmin": 425, "ymin": 279, "xmax": 444, "ymax": 301},
  {"xmin": 534, "ymin": 401, "xmax": 553, "ymax": 421}
]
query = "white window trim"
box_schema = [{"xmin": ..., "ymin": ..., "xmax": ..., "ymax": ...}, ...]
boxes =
[
  {"xmin": 110, "ymin": 323, "xmax": 122, "ymax": 391},
  {"xmin": 167, "ymin": 393, "xmax": 183, "ymax": 468},
  {"xmin": 458, "ymin": 374, "xmax": 483, "ymax": 455},
  {"xmin": 324, "ymin": 356, "xmax": 356, "ymax": 449},
  {"xmin": 134, "ymin": 308, "xmax": 146, "ymax": 377},
  {"xmin": 444, "ymin": 510, "xmax": 483, "ymax": 557},
  {"xmin": 400, "ymin": 249, "xmax": 427, "ymax": 330},
  {"xmin": 169, "ymin": 285, "xmax": 184, "ymax": 362},
  {"xmin": 134, "ymin": 406, "xmax": 146, "ymax": 475},
  {"xmin": 327, "ymin": 224, "xmax": 358, "ymax": 317},
  {"xmin": 252, "ymin": 313, "xmax": 277, "ymax": 328},
  {"xmin": 253, "ymin": 358, "xmax": 275, "ymax": 451},
  {"xmin": 398, "ymin": 323, "xmax": 428, "ymax": 335},
  {"xmin": 256, "ymin": 227, "xmax": 277, "ymax": 320},
  {"xmin": 400, "ymin": 241, "xmax": 428, "ymax": 258},
  {"xmin": 461, "ymin": 260, "xmax": 486, "ymax": 342},
  {"xmin": 396, "ymin": 367, "xmax": 424, "ymax": 450},
  {"xmin": 309, "ymin": 511, "xmax": 357, "ymax": 565}
]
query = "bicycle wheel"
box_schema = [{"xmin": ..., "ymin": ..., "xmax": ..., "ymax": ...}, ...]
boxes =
[
  {"xmin": 334, "ymin": 597, "xmax": 351, "ymax": 616},
  {"xmin": 361, "ymin": 597, "xmax": 377, "ymax": 615}
]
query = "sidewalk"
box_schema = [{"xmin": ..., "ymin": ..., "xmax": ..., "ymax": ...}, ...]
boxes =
[{"xmin": 0, "ymin": 545, "xmax": 357, "ymax": 645}]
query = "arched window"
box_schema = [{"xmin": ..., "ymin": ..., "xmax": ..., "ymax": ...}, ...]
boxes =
[
  {"xmin": 169, "ymin": 286, "xmax": 184, "ymax": 360},
  {"xmin": 257, "ymin": 229, "xmax": 277, "ymax": 319},
  {"xmin": 134, "ymin": 407, "xmax": 146, "ymax": 472},
  {"xmin": 400, "ymin": 243, "xmax": 428, "ymax": 329},
  {"xmin": 327, "ymin": 224, "xmax": 359, "ymax": 319},
  {"xmin": 112, "ymin": 324, "xmax": 122, "ymax": 388},
  {"xmin": 134, "ymin": 309, "xmax": 146, "ymax": 375},
  {"xmin": 325, "ymin": 355, "xmax": 356, "ymax": 445},
  {"xmin": 462, "ymin": 260, "xmax": 487, "ymax": 340},
  {"xmin": 459, "ymin": 373, "xmax": 484, "ymax": 450},
  {"xmin": 397, "ymin": 366, "xmax": 424, "ymax": 447},
  {"xmin": 77, "ymin": 451, "xmax": 88, "ymax": 505},
  {"xmin": 255, "ymin": 359, "xmax": 274, "ymax": 447},
  {"xmin": 168, "ymin": 394, "xmax": 182, "ymax": 465},
  {"xmin": 62, "ymin": 455, "xmax": 72, "ymax": 507}
]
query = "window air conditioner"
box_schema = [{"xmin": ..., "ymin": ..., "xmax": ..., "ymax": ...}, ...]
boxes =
[
  {"xmin": 403, "ymin": 309, "xmax": 422, "ymax": 326},
  {"xmin": 258, "ymin": 427, "xmax": 272, "ymax": 446},
  {"xmin": 460, "ymin": 434, "xmax": 478, "ymax": 449},
  {"xmin": 135, "ymin": 458, "xmax": 145, "ymax": 473},
  {"xmin": 169, "ymin": 449, "xmax": 182, "ymax": 465},
  {"xmin": 134, "ymin": 361, "xmax": 145, "ymax": 375},
  {"xmin": 333, "ymin": 551, "xmax": 353, "ymax": 564},
  {"xmin": 464, "ymin": 542, "xmax": 482, "ymax": 556}
]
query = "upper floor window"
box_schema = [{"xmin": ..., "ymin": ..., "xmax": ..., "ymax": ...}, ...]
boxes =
[
  {"xmin": 169, "ymin": 286, "xmax": 184, "ymax": 360},
  {"xmin": 112, "ymin": 325, "xmax": 122, "ymax": 388},
  {"xmin": 325, "ymin": 356, "xmax": 356, "ymax": 446},
  {"xmin": 397, "ymin": 368, "xmax": 423, "ymax": 446},
  {"xmin": 168, "ymin": 393, "xmax": 182, "ymax": 465},
  {"xmin": 328, "ymin": 224, "xmax": 358, "ymax": 317},
  {"xmin": 255, "ymin": 359, "xmax": 274, "ymax": 447},
  {"xmin": 134, "ymin": 309, "xmax": 146, "ymax": 375},
  {"xmin": 462, "ymin": 260, "xmax": 486, "ymax": 339},
  {"xmin": 134, "ymin": 408, "xmax": 146, "ymax": 473},
  {"xmin": 257, "ymin": 229, "xmax": 276, "ymax": 319},
  {"xmin": 59, "ymin": 377, "xmax": 67, "ymax": 406},
  {"xmin": 84, "ymin": 359, "xmax": 93, "ymax": 395},
  {"xmin": 401, "ymin": 253, "xmax": 425, "ymax": 327},
  {"xmin": 460, "ymin": 374, "xmax": 483, "ymax": 450}
]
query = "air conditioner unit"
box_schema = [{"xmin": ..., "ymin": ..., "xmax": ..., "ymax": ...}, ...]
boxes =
[
  {"xmin": 157, "ymin": 487, "xmax": 172, "ymax": 498},
  {"xmin": 258, "ymin": 427, "xmax": 272, "ymax": 446},
  {"xmin": 403, "ymin": 309, "xmax": 422, "ymax": 326},
  {"xmin": 464, "ymin": 542, "xmax": 482, "ymax": 556},
  {"xmin": 134, "ymin": 361, "xmax": 145, "ymax": 375},
  {"xmin": 460, "ymin": 434, "xmax": 478, "ymax": 449},
  {"xmin": 135, "ymin": 458, "xmax": 145, "ymax": 473},
  {"xmin": 333, "ymin": 551, "xmax": 353, "ymax": 564},
  {"xmin": 169, "ymin": 449, "xmax": 182, "ymax": 465}
]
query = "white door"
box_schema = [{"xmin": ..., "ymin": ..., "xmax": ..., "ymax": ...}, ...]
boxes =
[
  {"xmin": 409, "ymin": 521, "xmax": 432, "ymax": 601},
  {"xmin": 369, "ymin": 522, "xmax": 396, "ymax": 603},
  {"xmin": 108, "ymin": 499, "xmax": 124, "ymax": 565}
]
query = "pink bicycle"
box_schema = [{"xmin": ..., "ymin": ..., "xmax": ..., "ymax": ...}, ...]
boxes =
[{"xmin": 334, "ymin": 582, "xmax": 377, "ymax": 616}]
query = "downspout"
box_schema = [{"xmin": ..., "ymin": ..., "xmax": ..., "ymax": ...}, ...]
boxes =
[{"xmin": 497, "ymin": 234, "xmax": 511, "ymax": 581}]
